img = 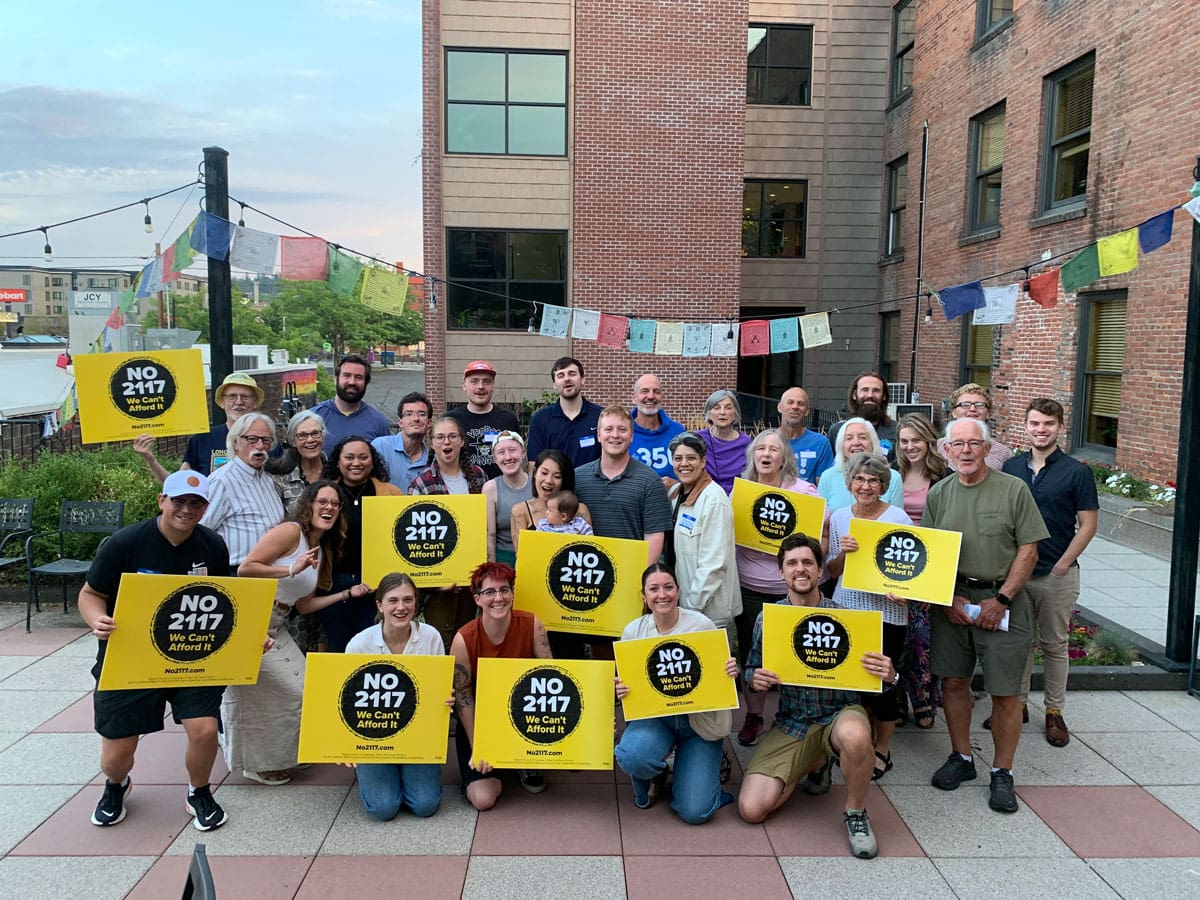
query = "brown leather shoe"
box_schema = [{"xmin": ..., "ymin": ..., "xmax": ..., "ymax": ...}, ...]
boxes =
[{"xmin": 1045, "ymin": 710, "xmax": 1070, "ymax": 747}]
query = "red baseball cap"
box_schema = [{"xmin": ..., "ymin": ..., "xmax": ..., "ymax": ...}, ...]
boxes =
[{"xmin": 464, "ymin": 360, "xmax": 496, "ymax": 377}]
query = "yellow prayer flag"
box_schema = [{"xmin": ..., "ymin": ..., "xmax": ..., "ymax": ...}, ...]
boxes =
[
  {"xmin": 1097, "ymin": 228, "xmax": 1139, "ymax": 277},
  {"xmin": 360, "ymin": 267, "xmax": 409, "ymax": 314}
]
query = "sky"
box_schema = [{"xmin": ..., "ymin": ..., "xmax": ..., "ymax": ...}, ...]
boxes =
[{"xmin": 0, "ymin": 0, "xmax": 424, "ymax": 276}]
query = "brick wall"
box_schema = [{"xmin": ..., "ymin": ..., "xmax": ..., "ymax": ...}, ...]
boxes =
[
  {"xmin": 422, "ymin": 0, "xmax": 446, "ymax": 415},
  {"xmin": 883, "ymin": 0, "xmax": 1196, "ymax": 483}
]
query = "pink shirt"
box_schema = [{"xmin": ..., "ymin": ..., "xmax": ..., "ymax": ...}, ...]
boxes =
[{"xmin": 735, "ymin": 477, "xmax": 820, "ymax": 593}]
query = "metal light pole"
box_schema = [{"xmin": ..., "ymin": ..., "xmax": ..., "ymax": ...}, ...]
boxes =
[{"xmin": 203, "ymin": 146, "xmax": 233, "ymax": 426}]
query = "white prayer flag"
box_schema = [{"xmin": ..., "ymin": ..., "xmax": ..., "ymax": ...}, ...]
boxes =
[
  {"xmin": 973, "ymin": 284, "xmax": 1019, "ymax": 326},
  {"xmin": 710, "ymin": 322, "xmax": 739, "ymax": 357},
  {"xmin": 571, "ymin": 308, "xmax": 600, "ymax": 340},
  {"xmin": 799, "ymin": 312, "xmax": 832, "ymax": 348},
  {"xmin": 230, "ymin": 225, "xmax": 280, "ymax": 275}
]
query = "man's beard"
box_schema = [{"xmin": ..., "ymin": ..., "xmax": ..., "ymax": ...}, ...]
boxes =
[
  {"xmin": 336, "ymin": 384, "xmax": 363, "ymax": 404},
  {"xmin": 851, "ymin": 397, "xmax": 885, "ymax": 424}
]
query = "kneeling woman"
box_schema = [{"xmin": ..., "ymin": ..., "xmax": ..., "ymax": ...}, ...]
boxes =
[
  {"xmin": 450, "ymin": 562, "xmax": 552, "ymax": 811},
  {"xmin": 344, "ymin": 573, "xmax": 451, "ymax": 820},
  {"xmin": 614, "ymin": 563, "xmax": 738, "ymax": 824}
]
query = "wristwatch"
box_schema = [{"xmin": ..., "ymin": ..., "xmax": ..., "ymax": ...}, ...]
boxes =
[
  {"xmin": 890, "ymin": 670, "xmax": 901, "ymax": 687},
  {"xmin": 995, "ymin": 592, "xmax": 1012, "ymax": 607}
]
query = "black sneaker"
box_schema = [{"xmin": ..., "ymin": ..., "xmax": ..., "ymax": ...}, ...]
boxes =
[
  {"xmin": 988, "ymin": 770, "xmax": 1019, "ymax": 813},
  {"xmin": 185, "ymin": 785, "xmax": 228, "ymax": 831},
  {"xmin": 91, "ymin": 778, "xmax": 130, "ymax": 826},
  {"xmin": 801, "ymin": 757, "xmax": 834, "ymax": 796},
  {"xmin": 519, "ymin": 771, "xmax": 546, "ymax": 794},
  {"xmin": 931, "ymin": 753, "xmax": 977, "ymax": 791}
]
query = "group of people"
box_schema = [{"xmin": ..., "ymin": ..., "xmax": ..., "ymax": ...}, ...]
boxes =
[{"xmin": 81, "ymin": 356, "xmax": 1097, "ymax": 861}]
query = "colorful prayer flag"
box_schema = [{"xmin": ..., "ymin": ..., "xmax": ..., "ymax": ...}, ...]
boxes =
[
  {"xmin": 161, "ymin": 244, "xmax": 178, "ymax": 282},
  {"xmin": 1185, "ymin": 196, "xmax": 1200, "ymax": 225},
  {"xmin": 571, "ymin": 309, "xmax": 600, "ymax": 341},
  {"xmin": 973, "ymin": 284, "xmax": 1019, "ymax": 326},
  {"xmin": 189, "ymin": 211, "xmax": 235, "ymax": 260},
  {"xmin": 135, "ymin": 257, "xmax": 164, "ymax": 298},
  {"xmin": 1060, "ymin": 244, "xmax": 1100, "ymax": 293},
  {"xmin": 682, "ymin": 323, "xmax": 711, "ymax": 357},
  {"xmin": 739, "ymin": 320, "xmax": 770, "ymax": 356},
  {"xmin": 280, "ymin": 236, "xmax": 329, "ymax": 280},
  {"xmin": 1138, "ymin": 209, "xmax": 1175, "ymax": 254},
  {"xmin": 654, "ymin": 322, "xmax": 684, "ymax": 355},
  {"xmin": 769, "ymin": 317, "xmax": 799, "ymax": 354},
  {"xmin": 539, "ymin": 305, "xmax": 570, "ymax": 338},
  {"xmin": 710, "ymin": 323, "xmax": 738, "ymax": 357},
  {"xmin": 799, "ymin": 312, "xmax": 831, "ymax": 348},
  {"xmin": 169, "ymin": 218, "xmax": 197, "ymax": 274},
  {"xmin": 597, "ymin": 314, "xmax": 628, "ymax": 349},
  {"xmin": 939, "ymin": 281, "xmax": 987, "ymax": 321},
  {"xmin": 628, "ymin": 320, "xmax": 655, "ymax": 353},
  {"xmin": 1026, "ymin": 269, "xmax": 1060, "ymax": 308},
  {"xmin": 1096, "ymin": 228, "xmax": 1138, "ymax": 277},
  {"xmin": 359, "ymin": 267, "xmax": 409, "ymax": 314},
  {"xmin": 230, "ymin": 225, "xmax": 279, "ymax": 275},
  {"xmin": 326, "ymin": 246, "xmax": 365, "ymax": 297}
]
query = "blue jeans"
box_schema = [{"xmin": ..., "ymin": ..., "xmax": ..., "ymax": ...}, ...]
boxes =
[
  {"xmin": 355, "ymin": 762, "xmax": 442, "ymax": 820},
  {"xmin": 615, "ymin": 715, "xmax": 732, "ymax": 825}
]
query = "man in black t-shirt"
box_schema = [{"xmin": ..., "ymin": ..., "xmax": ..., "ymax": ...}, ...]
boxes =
[
  {"xmin": 444, "ymin": 360, "xmax": 521, "ymax": 478},
  {"xmin": 79, "ymin": 470, "xmax": 233, "ymax": 832}
]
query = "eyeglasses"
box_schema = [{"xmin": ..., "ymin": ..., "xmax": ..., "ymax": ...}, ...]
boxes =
[
  {"xmin": 948, "ymin": 440, "xmax": 986, "ymax": 450},
  {"xmin": 475, "ymin": 585, "xmax": 514, "ymax": 598},
  {"xmin": 400, "ymin": 410, "xmax": 430, "ymax": 419},
  {"xmin": 295, "ymin": 429, "xmax": 323, "ymax": 441},
  {"xmin": 955, "ymin": 401, "xmax": 989, "ymax": 410},
  {"xmin": 168, "ymin": 496, "xmax": 208, "ymax": 510},
  {"xmin": 240, "ymin": 435, "xmax": 273, "ymax": 446},
  {"xmin": 851, "ymin": 475, "xmax": 881, "ymax": 486},
  {"xmin": 431, "ymin": 433, "xmax": 462, "ymax": 444},
  {"xmin": 314, "ymin": 499, "xmax": 342, "ymax": 509},
  {"xmin": 222, "ymin": 392, "xmax": 256, "ymax": 404}
]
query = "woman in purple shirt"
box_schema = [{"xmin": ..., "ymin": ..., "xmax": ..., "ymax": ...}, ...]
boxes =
[{"xmin": 697, "ymin": 390, "xmax": 751, "ymax": 495}]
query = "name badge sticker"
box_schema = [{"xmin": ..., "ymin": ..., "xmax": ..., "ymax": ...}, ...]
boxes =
[{"xmin": 579, "ymin": 435, "xmax": 596, "ymax": 448}]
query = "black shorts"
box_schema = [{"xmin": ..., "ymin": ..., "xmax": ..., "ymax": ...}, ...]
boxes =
[
  {"xmin": 860, "ymin": 622, "xmax": 907, "ymax": 722},
  {"xmin": 92, "ymin": 660, "xmax": 224, "ymax": 740}
]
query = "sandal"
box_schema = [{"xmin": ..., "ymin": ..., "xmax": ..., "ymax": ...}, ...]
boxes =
[
  {"xmin": 913, "ymin": 705, "xmax": 935, "ymax": 730},
  {"xmin": 871, "ymin": 751, "xmax": 893, "ymax": 781}
]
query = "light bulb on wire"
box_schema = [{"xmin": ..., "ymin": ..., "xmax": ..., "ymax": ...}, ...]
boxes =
[
  {"xmin": 142, "ymin": 200, "xmax": 153, "ymax": 233},
  {"xmin": 40, "ymin": 227, "xmax": 52, "ymax": 263}
]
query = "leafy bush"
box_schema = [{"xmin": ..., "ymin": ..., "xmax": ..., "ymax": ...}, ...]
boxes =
[{"xmin": 316, "ymin": 363, "xmax": 334, "ymax": 401}]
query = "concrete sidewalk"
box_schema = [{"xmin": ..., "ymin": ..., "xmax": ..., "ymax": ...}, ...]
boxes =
[{"xmin": 1, "ymin": 599, "xmax": 1199, "ymax": 900}]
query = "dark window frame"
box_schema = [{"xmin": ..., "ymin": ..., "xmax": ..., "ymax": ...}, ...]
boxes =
[
  {"xmin": 1074, "ymin": 289, "xmax": 1125, "ymax": 455},
  {"xmin": 445, "ymin": 227, "xmax": 568, "ymax": 331},
  {"xmin": 968, "ymin": 102, "xmax": 1006, "ymax": 233},
  {"xmin": 742, "ymin": 179, "xmax": 808, "ymax": 259},
  {"xmin": 890, "ymin": 0, "xmax": 915, "ymax": 103},
  {"xmin": 885, "ymin": 156, "xmax": 908, "ymax": 256},
  {"xmin": 959, "ymin": 320, "xmax": 995, "ymax": 389},
  {"xmin": 879, "ymin": 311, "xmax": 902, "ymax": 384},
  {"xmin": 1042, "ymin": 53, "xmax": 1094, "ymax": 212},
  {"xmin": 444, "ymin": 48, "xmax": 568, "ymax": 157},
  {"xmin": 746, "ymin": 23, "xmax": 814, "ymax": 107},
  {"xmin": 976, "ymin": 0, "xmax": 1013, "ymax": 40}
]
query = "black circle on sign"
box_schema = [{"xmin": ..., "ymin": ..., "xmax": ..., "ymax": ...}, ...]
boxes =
[
  {"xmin": 547, "ymin": 542, "xmax": 615, "ymax": 613},
  {"xmin": 791, "ymin": 614, "xmax": 851, "ymax": 671},
  {"xmin": 645, "ymin": 640, "xmax": 703, "ymax": 699},
  {"xmin": 150, "ymin": 583, "xmax": 237, "ymax": 663},
  {"xmin": 339, "ymin": 661, "xmax": 419, "ymax": 740},
  {"xmin": 508, "ymin": 665, "xmax": 583, "ymax": 745},
  {"xmin": 873, "ymin": 529, "xmax": 928, "ymax": 582},
  {"xmin": 109, "ymin": 357, "xmax": 178, "ymax": 421},
  {"xmin": 751, "ymin": 491, "xmax": 796, "ymax": 541},
  {"xmin": 392, "ymin": 501, "xmax": 460, "ymax": 568}
]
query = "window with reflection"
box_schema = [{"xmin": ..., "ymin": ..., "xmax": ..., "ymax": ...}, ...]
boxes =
[
  {"xmin": 445, "ymin": 50, "xmax": 567, "ymax": 156},
  {"xmin": 1043, "ymin": 55, "xmax": 1093, "ymax": 210},
  {"xmin": 446, "ymin": 229, "xmax": 567, "ymax": 330},
  {"xmin": 743, "ymin": 181, "xmax": 807, "ymax": 258},
  {"xmin": 969, "ymin": 103, "xmax": 1005, "ymax": 232},
  {"xmin": 747, "ymin": 25, "xmax": 812, "ymax": 106}
]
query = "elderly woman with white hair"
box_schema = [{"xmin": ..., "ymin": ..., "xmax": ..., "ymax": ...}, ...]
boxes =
[
  {"xmin": 267, "ymin": 409, "xmax": 328, "ymax": 512},
  {"xmin": 816, "ymin": 417, "xmax": 904, "ymax": 512},
  {"xmin": 697, "ymin": 390, "xmax": 751, "ymax": 495}
]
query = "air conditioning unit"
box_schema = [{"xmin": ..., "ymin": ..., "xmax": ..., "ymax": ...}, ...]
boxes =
[{"xmin": 886, "ymin": 382, "xmax": 909, "ymax": 420}]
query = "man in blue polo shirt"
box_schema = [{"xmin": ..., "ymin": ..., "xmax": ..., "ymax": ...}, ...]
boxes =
[
  {"xmin": 777, "ymin": 386, "xmax": 833, "ymax": 485},
  {"xmin": 526, "ymin": 356, "xmax": 602, "ymax": 469},
  {"xmin": 1000, "ymin": 398, "xmax": 1098, "ymax": 748}
]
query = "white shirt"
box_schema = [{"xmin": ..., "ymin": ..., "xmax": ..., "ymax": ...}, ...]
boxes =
[
  {"xmin": 828, "ymin": 504, "xmax": 912, "ymax": 625},
  {"xmin": 621, "ymin": 607, "xmax": 717, "ymax": 641},
  {"xmin": 345, "ymin": 621, "xmax": 446, "ymax": 655},
  {"xmin": 200, "ymin": 456, "xmax": 284, "ymax": 565}
]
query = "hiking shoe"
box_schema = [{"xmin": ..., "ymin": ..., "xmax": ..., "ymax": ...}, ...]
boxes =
[
  {"xmin": 931, "ymin": 753, "xmax": 977, "ymax": 791},
  {"xmin": 91, "ymin": 778, "xmax": 130, "ymax": 826},
  {"xmin": 843, "ymin": 808, "xmax": 878, "ymax": 859},
  {"xmin": 801, "ymin": 757, "xmax": 834, "ymax": 796},
  {"xmin": 519, "ymin": 771, "xmax": 546, "ymax": 794},
  {"xmin": 737, "ymin": 713, "xmax": 764, "ymax": 746},
  {"xmin": 982, "ymin": 703, "xmax": 1028, "ymax": 730},
  {"xmin": 988, "ymin": 770, "xmax": 1019, "ymax": 813},
  {"xmin": 186, "ymin": 785, "xmax": 228, "ymax": 832}
]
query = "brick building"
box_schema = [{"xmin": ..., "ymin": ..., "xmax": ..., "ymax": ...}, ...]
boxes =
[
  {"xmin": 421, "ymin": 0, "xmax": 895, "ymax": 420},
  {"xmin": 882, "ymin": 0, "xmax": 1196, "ymax": 483}
]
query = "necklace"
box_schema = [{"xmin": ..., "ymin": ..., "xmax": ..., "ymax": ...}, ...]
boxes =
[{"xmin": 342, "ymin": 480, "xmax": 369, "ymax": 507}]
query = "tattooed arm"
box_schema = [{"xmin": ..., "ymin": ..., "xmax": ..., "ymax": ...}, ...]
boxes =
[
  {"xmin": 532, "ymin": 615, "xmax": 553, "ymax": 659},
  {"xmin": 450, "ymin": 632, "xmax": 476, "ymax": 745}
]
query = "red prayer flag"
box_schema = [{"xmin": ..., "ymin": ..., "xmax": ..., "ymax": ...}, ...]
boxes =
[
  {"xmin": 739, "ymin": 319, "xmax": 770, "ymax": 356},
  {"xmin": 280, "ymin": 237, "xmax": 329, "ymax": 280},
  {"xmin": 1026, "ymin": 269, "xmax": 1059, "ymax": 308},
  {"xmin": 596, "ymin": 314, "xmax": 628, "ymax": 349},
  {"xmin": 161, "ymin": 245, "xmax": 179, "ymax": 282}
]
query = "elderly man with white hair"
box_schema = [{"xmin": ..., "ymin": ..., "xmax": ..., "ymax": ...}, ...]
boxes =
[{"xmin": 201, "ymin": 412, "xmax": 285, "ymax": 566}]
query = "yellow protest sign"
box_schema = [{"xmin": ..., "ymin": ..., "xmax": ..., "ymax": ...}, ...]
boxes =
[
  {"xmin": 97, "ymin": 573, "xmax": 274, "ymax": 690},
  {"xmin": 75, "ymin": 349, "xmax": 208, "ymax": 444},
  {"xmin": 472, "ymin": 659, "xmax": 615, "ymax": 770},
  {"xmin": 840, "ymin": 518, "xmax": 961, "ymax": 606},
  {"xmin": 731, "ymin": 478, "xmax": 826, "ymax": 553},
  {"xmin": 761, "ymin": 603, "xmax": 883, "ymax": 693},
  {"xmin": 513, "ymin": 531, "xmax": 647, "ymax": 636},
  {"xmin": 614, "ymin": 628, "xmax": 738, "ymax": 721},
  {"xmin": 297, "ymin": 653, "xmax": 453, "ymax": 764},
  {"xmin": 362, "ymin": 495, "xmax": 486, "ymax": 587}
]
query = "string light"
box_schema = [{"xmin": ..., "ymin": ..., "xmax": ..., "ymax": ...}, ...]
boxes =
[
  {"xmin": 40, "ymin": 227, "xmax": 52, "ymax": 263},
  {"xmin": 237, "ymin": 202, "xmax": 246, "ymax": 228},
  {"xmin": 142, "ymin": 200, "xmax": 153, "ymax": 234}
]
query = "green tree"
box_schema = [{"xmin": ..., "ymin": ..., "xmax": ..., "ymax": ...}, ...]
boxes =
[{"xmin": 143, "ymin": 289, "xmax": 275, "ymax": 346}]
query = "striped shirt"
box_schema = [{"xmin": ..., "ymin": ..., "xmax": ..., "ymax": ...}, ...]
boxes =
[{"xmin": 200, "ymin": 456, "xmax": 284, "ymax": 564}]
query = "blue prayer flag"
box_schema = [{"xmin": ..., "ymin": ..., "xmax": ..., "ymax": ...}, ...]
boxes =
[
  {"xmin": 939, "ymin": 281, "xmax": 987, "ymax": 321},
  {"xmin": 1137, "ymin": 209, "xmax": 1174, "ymax": 254}
]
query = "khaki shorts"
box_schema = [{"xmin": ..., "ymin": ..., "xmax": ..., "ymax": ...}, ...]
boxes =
[
  {"xmin": 930, "ymin": 586, "xmax": 1034, "ymax": 696},
  {"xmin": 745, "ymin": 706, "xmax": 868, "ymax": 789}
]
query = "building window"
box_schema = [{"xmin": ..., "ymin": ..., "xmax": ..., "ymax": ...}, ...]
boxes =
[
  {"xmin": 885, "ymin": 156, "xmax": 907, "ymax": 256},
  {"xmin": 742, "ymin": 181, "xmax": 807, "ymax": 258},
  {"xmin": 976, "ymin": 0, "xmax": 1013, "ymax": 39},
  {"xmin": 969, "ymin": 104, "xmax": 1005, "ymax": 232},
  {"xmin": 51, "ymin": 291, "xmax": 64, "ymax": 301},
  {"xmin": 21, "ymin": 275, "xmax": 31, "ymax": 286},
  {"xmin": 51, "ymin": 277, "xmax": 64, "ymax": 287},
  {"xmin": 747, "ymin": 24, "xmax": 813, "ymax": 106},
  {"xmin": 108, "ymin": 277, "xmax": 119, "ymax": 288},
  {"xmin": 879, "ymin": 312, "xmax": 901, "ymax": 384},
  {"xmin": 890, "ymin": 0, "xmax": 915, "ymax": 102},
  {"xmin": 445, "ymin": 49, "xmax": 567, "ymax": 156},
  {"xmin": 1043, "ymin": 55, "xmax": 1093, "ymax": 210},
  {"xmin": 53, "ymin": 305, "xmax": 64, "ymax": 314},
  {"xmin": 1077, "ymin": 292, "xmax": 1124, "ymax": 450},
  {"xmin": 446, "ymin": 229, "xmax": 567, "ymax": 330},
  {"xmin": 962, "ymin": 323, "xmax": 995, "ymax": 388},
  {"xmin": 24, "ymin": 304, "xmax": 33, "ymax": 315}
]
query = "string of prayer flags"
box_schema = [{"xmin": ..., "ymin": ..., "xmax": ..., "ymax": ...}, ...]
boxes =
[
  {"xmin": 168, "ymin": 217, "xmax": 197, "ymax": 277},
  {"xmin": 939, "ymin": 280, "xmax": 987, "ymax": 320},
  {"xmin": 539, "ymin": 305, "xmax": 571, "ymax": 338},
  {"xmin": 710, "ymin": 322, "xmax": 739, "ymax": 357},
  {"xmin": 799, "ymin": 312, "xmax": 832, "ymax": 348},
  {"xmin": 135, "ymin": 256, "xmax": 165, "ymax": 298},
  {"xmin": 1060, "ymin": 243, "xmax": 1100, "ymax": 293},
  {"xmin": 654, "ymin": 321, "xmax": 684, "ymax": 355},
  {"xmin": 1026, "ymin": 269, "xmax": 1060, "ymax": 308},
  {"xmin": 973, "ymin": 284, "xmax": 1019, "ymax": 326},
  {"xmin": 359, "ymin": 267, "xmax": 409, "ymax": 314},
  {"xmin": 230, "ymin": 225, "xmax": 280, "ymax": 274},
  {"xmin": 571, "ymin": 308, "xmax": 600, "ymax": 340},
  {"xmin": 326, "ymin": 246, "xmax": 365, "ymax": 298},
  {"xmin": 1096, "ymin": 228, "xmax": 1138, "ymax": 277},
  {"xmin": 739, "ymin": 320, "xmax": 770, "ymax": 356},
  {"xmin": 628, "ymin": 319, "xmax": 655, "ymax": 353},
  {"xmin": 683, "ymin": 323, "xmax": 711, "ymax": 357},
  {"xmin": 188, "ymin": 211, "xmax": 235, "ymax": 261},
  {"xmin": 1185, "ymin": 196, "xmax": 1200, "ymax": 224},
  {"xmin": 597, "ymin": 313, "xmax": 628, "ymax": 349},
  {"xmin": 769, "ymin": 317, "xmax": 799, "ymax": 354},
  {"xmin": 1138, "ymin": 209, "xmax": 1175, "ymax": 254},
  {"xmin": 280, "ymin": 236, "xmax": 328, "ymax": 280}
]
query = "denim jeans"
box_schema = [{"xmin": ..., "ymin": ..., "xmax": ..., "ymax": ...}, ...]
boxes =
[
  {"xmin": 615, "ymin": 715, "xmax": 732, "ymax": 825},
  {"xmin": 354, "ymin": 762, "xmax": 443, "ymax": 820}
]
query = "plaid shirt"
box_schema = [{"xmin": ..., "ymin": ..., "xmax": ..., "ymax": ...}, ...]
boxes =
[
  {"xmin": 407, "ymin": 457, "xmax": 486, "ymax": 495},
  {"xmin": 743, "ymin": 597, "xmax": 861, "ymax": 741}
]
